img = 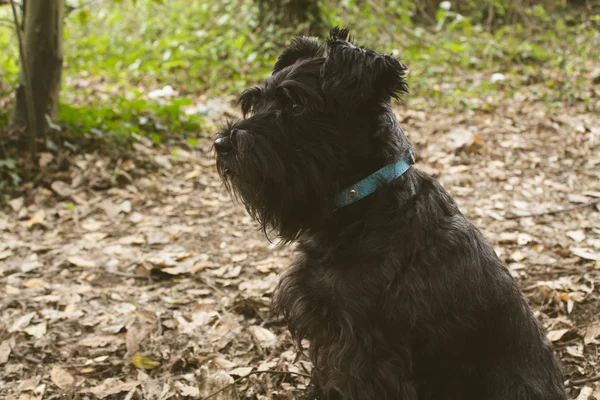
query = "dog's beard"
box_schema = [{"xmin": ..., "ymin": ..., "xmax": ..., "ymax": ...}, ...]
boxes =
[
  {"xmin": 216, "ymin": 129, "xmax": 339, "ymax": 242},
  {"xmin": 216, "ymin": 131, "xmax": 295, "ymax": 241}
]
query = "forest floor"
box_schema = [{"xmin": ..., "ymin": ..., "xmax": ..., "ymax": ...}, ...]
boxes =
[{"xmin": 1, "ymin": 88, "xmax": 600, "ymax": 399}]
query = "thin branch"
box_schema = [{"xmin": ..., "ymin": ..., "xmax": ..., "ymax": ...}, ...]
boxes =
[
  {"xmin": 506, "ymin": 198, "xmax": 600, "ymax": 220},
  {"xmin": 200, "ymin": 370, "xmax": 311, "ymax": 400},
  {"xmin": 9, "ymin": 0, "xmax": 38, "ymax": 163},
  {"xmin": 487, "ymin": 0, "xmax": 495, "ymax": 33},
  {"xmin": 566, "ymin": 373, "xmax": 600, "ymax": 388}
]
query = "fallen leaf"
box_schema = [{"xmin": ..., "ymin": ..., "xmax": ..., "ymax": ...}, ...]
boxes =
[
  {"xmin": 120, "ymin": 200, "xmax": 132, "ymax": 214},
  {"xmin": 26, "ymin": 210, "xmax": 46, "ymax": 228},
  {"xmin": 39, "ymin": 152, "xmax": 54, "ymax": 168},
  {"xmin": 198, "ymin": 367, "xmax": 237, "ymax": 399},
  {"xmin": 0, "ymin": 337, "xmax": 16, "ymax": 364},
  {"xmin": 567, "ymin": 230, "xmax": 586, "ymax": 243},
  {"xmin": 51, "ymin": 181, "xmax": 73, "ymax": 197},
  {"xmin": 231, "ymin": 253, "xmax": 248, "ymax": 263},
  {"xmin": 83, "ymin": 232, "xmax": 108, "ymax": 243},
  {"xmin": 213, "ymin": 357, "xmax": 236, "ymax": 369},
  {"xmin": 571, "ymin": 248, "xmax": 600, "ymax": 261},
  {"xmin": 229, "ymin": 367, "xmax": 253, "ymax": 376},
  {"xmin": 21, "ymin": 254, "xmax": 43, "ymax": 273},
  {"xmin": 19, "ymin": 384, "xmax": 46, "ymax": 400},
  {"xmin": 547, "ymin": 329, "xmax": 571, "ymax": 343},
  {"xmin": 9, "ymin": 196, "xmax": 24, "ymax": 212},
  {"xmin": 175, "ymin": 380, "xmax": 200, "ymax": 397},
  {"xmin": 24, "ymin": 322, "xmax": 47, "ymax": 339},
  {"xmin": 248, "ymin": 325, "xmax": 277, "ymax": 347},
  {"xmin": 126, "ymin": 319, "xmax": 153, "ymax": 357},
  {"xmin": 18, "ymin": 378, "xmax": 39, "ymax": 392},
  {"xmin": 575, "ymin": 386, "xmax": 593, "ymax": 400},
  {"xmin": 568, "ymin": 194, "xmax": 590, "ymax": 204},
  {"xmin": 584, "ymin": 323, "xmax": 600, "ymax": 345},
  {"xmin": 88, "ymin": 379, "xmax": 140, "ymax": 399},
  {"xmin": 129, "ymin": 212, "xmax": 144, "ymax": 223},
  {"xmin": 0, "ymin": 250, "xmax": 13, "ymax": 260},
  {"xmin": 51, "ymin": 366, "xmax": 75, "ymax": 389},
  {"xmin": 102, "ymin": 200, "xmax": 122, "ymax": 219},
  {"xmin": 9, "ymin": 312, "xmax": 36, "ymax": 333},
  {"xmin": 132, "ymin": 355, "xmax": 161, "ymax": 370},
  {"xmin": 517, "ymin": 233, "xmax": 535, "ymax": 245},
  {"xmin": 24, "ymin": 279, "xmax": 47, "ymax": 288},
  {"xmin": 68, "ymin": 256, "xmax": 96, "ymax": 268},
  {"xmin": 81, "ymin": 219, "xmax": 104, "ymax": 231},
  {"xmin": 119, "ymin": 235, "xmax": 146, "ymax": 245},
  {"xmin": 77, "ymin": 335, "xmax": 124, "ymax": 348},
  {"xmin": 498, "ymin": 232, "xmax": 518, "ymax": 244}
]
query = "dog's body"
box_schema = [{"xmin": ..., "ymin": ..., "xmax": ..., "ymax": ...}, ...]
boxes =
[{"xmin": 215, "ymin": 28, "xmax": 566, "ymax": 400}]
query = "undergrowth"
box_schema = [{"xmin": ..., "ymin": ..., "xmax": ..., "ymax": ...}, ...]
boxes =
[{"xmin": 0, "ymin": 0, "xmax": 598, "ymax": 149}]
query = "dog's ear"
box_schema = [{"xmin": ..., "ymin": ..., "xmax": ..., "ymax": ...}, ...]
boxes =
[
  {"xmin": 273, "ymin": 37, "xmax": 324, "ymax": 74},
  {"xmin": 321, "ymin": 27, "xmax": 408, "ymax": 111}
]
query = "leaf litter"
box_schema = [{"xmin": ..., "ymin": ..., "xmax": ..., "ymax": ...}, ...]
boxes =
[{"xmin": 0, "ymin": 92, "xmax": 599, "ymax": 399}]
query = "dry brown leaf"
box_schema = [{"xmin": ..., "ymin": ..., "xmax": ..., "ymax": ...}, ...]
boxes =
[
  {"xmin": 26, "ymin": 210, "xmax": 46, "ymax": 228},
  {"xmin": 584, "ymin": 323, "xmax": 600, "ymax": 345},
  {"xmin": 249, "ymin": 325, "xmax": 277, "ymax": 347},
  {"xmin": 19, "ymin": 384, "xmax": 46, "ymax": 400},
  {"xmin": 212, "ymin": 357, "xmax": 236, "ymax": 369},
  {"xmin": 198, "ymin": 367, "xmax": 238, "ymax": 400},
  {"xmin": 77, "ymin": 335, "xmax": 124, "ymax": 348},
  {"xmin": 497, "ymin": 232, "xmax": 518, "ymax": 244},
  {"xmin": 547, "ymin": 329, "xmax": 571, "ymax": 343},
  {"xmin": 567, "ymin": 230, "xmax": 586, "ymax": 243},
  {"xmin": 51, "ymin": 181, "xmax": 73, "ymax": 198},
  {"xmin": 9, "ymin": 312, "xmax": 36, "ymax": 333},
  {"xmin": 119, "ymin": 235, "xmax": 146, "ymax": 245},
  {"xmin": 81, "ymin": 219, "xmax": 104, "ymax": 231},
  {"xmin": 88, "ymin": 379, "xmax": 140, "ymax": 399},
  {"xmin": 51, "ymin": 366, "xmax": 75, "ymax": 389},
  {"xmin": 24, "ymin": 322, "xmax": 47, "ymax": 339},
  {"xmin": 0, "ymin": 336, "xmax": 16, "ymax": 364},
  {"xmin": 18, "ymin": 378, "xmax": 39, "ymax": 392},
  {"xmin": 68, "ymin": 256, "xmax": 96, "ymax": 268},
  {"xmin": 39, "ymin": 152, "xmax": 54, "ymax": 168},
  {"xmin": 0, "ymin": 250, "xmax": 13, "ymax": 260},
  {"xmin": 175, "ymin": 380, "xmax": 200, "ymax": 397},
  {"xmin": 23, "ymin": 279, "xmax": 47, "ymax": 288},
  {"xmin": 126, "ymin": 320, "xmax": 154, "ymax": 357},
  {"xmin": 576, "ymin": 386, "xmax": 593, "ymax": 400},
  {"xmin": 9, "ymin": 196, "xmax": 24, "ymax": 212},
  {"xmin": 83, "ymin": 232, "xmax": 108, "ymax": 243},
  {"xmin": 571, "ymin": 248, "xmax": 600, "ymax": 261},
  {"xmin": 229, "ymin": 366, "xmax": 253, "ymax": 376}
]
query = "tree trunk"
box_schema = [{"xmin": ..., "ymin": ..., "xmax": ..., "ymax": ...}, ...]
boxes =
[
  {"xmin": 257, "ymin": 0, "xmax": 324, "ymax": 36},
  {"xmin": 11, "ymin": 0, "xmax": 64, "ymax": 148}
]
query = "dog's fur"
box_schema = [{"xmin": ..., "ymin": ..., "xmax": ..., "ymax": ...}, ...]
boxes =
[{"xmin": 215, "ymin": 27, "xmax": 567, "ymax": 400}]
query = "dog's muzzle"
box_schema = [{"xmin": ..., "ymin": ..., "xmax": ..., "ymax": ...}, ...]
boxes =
[{"xmin": 214, "ymin": 136, "xmax": 232, "ymax": 154}]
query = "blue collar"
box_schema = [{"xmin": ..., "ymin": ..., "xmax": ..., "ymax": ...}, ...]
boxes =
[{"xmin": 333, "ymin": 152, "xmax": 415, "ymax": 209}]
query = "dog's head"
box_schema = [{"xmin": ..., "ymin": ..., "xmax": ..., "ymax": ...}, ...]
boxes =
[{"xmin": 215, "ymin": 27, "xmax": 411, "ymax": 241}]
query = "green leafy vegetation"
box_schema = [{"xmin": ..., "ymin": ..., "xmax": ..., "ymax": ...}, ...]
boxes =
[{"xmin": 0, "ymin": 0, "xmax": 598, "ymax": 147}]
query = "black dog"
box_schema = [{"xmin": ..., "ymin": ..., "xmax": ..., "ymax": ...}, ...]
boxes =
[{"xmin": 214, "ymin": 27, "xmax": 566, "ymax": 400}]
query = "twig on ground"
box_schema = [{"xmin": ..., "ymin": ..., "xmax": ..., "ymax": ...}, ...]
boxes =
[
  {"xmin": 566, "ymin": 374, "xmax": 600, "ymax": 387},
  {"xmin": 105, "ymin": 270, "xmax": 149, "ymax": 280},
  {"xmin": 506, "ymin": 198, "xmax": 600, "ymax": 220},
  {"xmin": 200, "ymin": 370, "xmax": 311, "ymax": 400}
]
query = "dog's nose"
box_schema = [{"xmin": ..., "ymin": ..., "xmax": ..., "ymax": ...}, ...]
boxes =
[{"xmin": 214, "ymin": 136, "xmax": 232, "ymax": 154}]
